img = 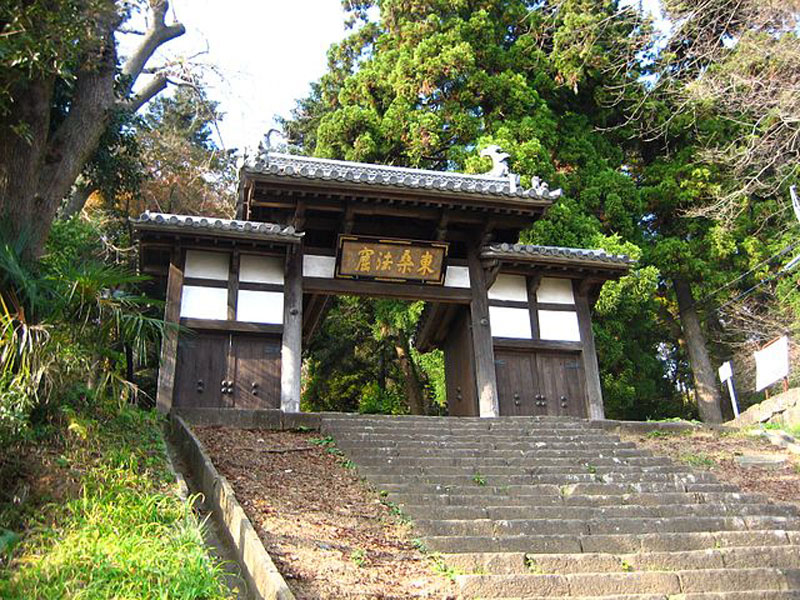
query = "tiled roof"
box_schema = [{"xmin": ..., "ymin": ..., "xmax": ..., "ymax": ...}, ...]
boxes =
[
  {"xmin": 481, "ymin": 243, "xmax": 635, "ymax": 268},
  {"xmin": 246, "ymin": 152, "xmax": 562, "ymax": 201},
  {"xmin": 131, "ymin": 211, "xmax": 303, "ymax": 243}
]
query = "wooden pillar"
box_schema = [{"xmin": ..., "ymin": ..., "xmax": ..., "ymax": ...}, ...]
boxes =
[
  {"xmin": 156, "ymin": 248, "xmax": 184, "ymax": 413},
  {"xmin": 227, "ymin": 251, "xmax": 240, "ymax": 321},
  {"xmin": 574, "ymin": 281, "xmax": 604, "ymax": 420},
  {"xmin": 467, "ymin": 246, "xmax": 499, "ymax": 418},
  {"xmin": 281, "ymin": 244, "xmax": 303, "ymax": 413}
]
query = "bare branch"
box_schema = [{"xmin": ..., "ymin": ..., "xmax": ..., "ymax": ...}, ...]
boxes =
[
  {"xmin": 120, "ymin": 0, "xmax": 185, "ymax": 96},
  {"xmin": 121, "ymin": 72, "xmax": 168, "ymax": 112}
]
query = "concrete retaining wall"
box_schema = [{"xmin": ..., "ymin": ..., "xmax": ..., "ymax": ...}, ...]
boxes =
[
  {"xmin": 175, "ymin": 408, "xmax": 322, "ymax": 430},
  {"xmin": 170, "ymin": 415, "xmax": 296, "ymax": 600}
]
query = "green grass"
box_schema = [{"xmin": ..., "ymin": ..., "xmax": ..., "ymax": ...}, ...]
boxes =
[
  {"xmin": 679, "ymin": 452, "xmax": 717, "ymax": 469},
  {"xmin": 645, "ymin": 429, "xmax": 673, "ymax": 438},
  {"xmin": 429, "ymin": 552, "xmax": 464, "ymax": 581},
  {"xmin": 0, "ymin": 406, "xmax": 232, "ymax": 599},
  {"xmin": 349, "ymin": 548, "xmax": 367, "ymax": 567}
]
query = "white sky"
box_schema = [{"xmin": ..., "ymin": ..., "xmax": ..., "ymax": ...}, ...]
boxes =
[{"xmin": 124, "ymin": 0, "xmax": 666, "ymax": 156}]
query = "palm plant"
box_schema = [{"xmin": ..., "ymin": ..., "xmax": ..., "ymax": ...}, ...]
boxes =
[{"xmin": 0, "ymin": 219, "xmax": 165, "ymax": 446}]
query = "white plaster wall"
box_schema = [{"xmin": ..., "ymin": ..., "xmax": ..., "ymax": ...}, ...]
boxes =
[
  {"xmin": 303, "ymin": 255, "xmax": 336, "ymax": 278},
  {"xmin": 444, "ymin": 265, "xmax": 470, "ymax": 288},
  {"xmin": 180, "ymin": 286, "xmax": 228, "ymax": 320},
  {"xmin": 538, "ymin": 309, "xmax": 581, "ymax": 341},
  {"xmin": 537, "ymin": 277, "xmax": 575, "ymax": 304},
  {"xmin": 488, "ymin": 274, "xmax": 529, "ymax": 302},
  {"xmin": 239, "ymin": 254, "xmax": 284, "ymax": 284},
  {"xmin": 236, "ymin": 290, "xmax": 284, "ymax": 324},
  {"xmin": 184, "ymin": 250, "xmax": 229, "ymax": 281},
  {"xmin": 489, "ymin": 306, "xmax": 532, "ymax": 339}
]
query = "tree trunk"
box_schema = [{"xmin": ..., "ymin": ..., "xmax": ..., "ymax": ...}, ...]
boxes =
[
  {"xmin": 0, "ymin": 25, "xmax": 117, "ymax": 257},
  {"xmin": 0, "ymin": 76, "xmax": 56, "ymax": 256},
  {"xmin": 673, "ymin": 278, "xmax": 723, "ymax": 423},
  {"xmin": 394, "ymin": 337, "xmax": 426, "ymax": 415},
  {"xmin": 60, "ymin": 178, "xmax": 95, "ymax": 219},
  {"xmin": 0, "ymin": 1, "xmax": 184, "ymax": 257}
]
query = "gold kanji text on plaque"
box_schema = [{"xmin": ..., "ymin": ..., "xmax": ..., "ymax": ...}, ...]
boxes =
[{"xmin": 336, "ymin": 236, "xmax": 448, "ymax": 285}]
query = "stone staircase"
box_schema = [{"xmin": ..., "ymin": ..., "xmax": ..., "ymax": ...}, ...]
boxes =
[{"xmin": 320, "ymin": 414, "xmax": 800, "ymax": 599}]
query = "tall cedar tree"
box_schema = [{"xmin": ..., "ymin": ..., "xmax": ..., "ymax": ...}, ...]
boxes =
[{"xmin": 283, "ymin": 0, "xmax": 697, "ymax": 420}]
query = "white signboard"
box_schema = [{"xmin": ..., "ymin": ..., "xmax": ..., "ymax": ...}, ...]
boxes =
[
  {"xmin": 717, "ymin": 360, "xmax": 739, "ymax": 418},
  {"xmin": 718, "ymin": 361, "xmax": 732, "ymax": 382},
  {"xmin": 754, "ymin": 336, "xmax": 790, "ymax": 392}
]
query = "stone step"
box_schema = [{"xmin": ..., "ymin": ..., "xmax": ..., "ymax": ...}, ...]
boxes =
[
  {"xmin": 377, "ymin": 481, "xmax": 738, "ymax": 497},
  {"xmin": 322, "ymin": 415, "xmax": 587, "ymax": 424},
  {"xmin": 424, "ymin": 529, "xmax": 797, "ymax": 554},
  {"xmin": 398, "ymin": 503, "xmax": 798, "ymax": 522},
  {"xmin": 357, "ymin": 464, "xmax": 692, "ymax": 478},
  {"xmin": 413, "ymin": 515, "xmax": 799, "ymax": 538},
  {"xmin": 332, "ymin": 431, "xmax": 618, "ymax": 443},
  {"xmin": 387, "ymin": 491, "xmax": 768, "ymax": 508},
  {"xmin": 455, "ymin": 567, "xmax": 800, "ymax": 597},
  {"xmin": 322, "ymin": 414, "xmax": 800, "ymax": 598},
  {"xmin": 444, "ymin": 546, "xmax": 800, "ymax": 575},
  {"xmin": 324, "ymin": 417, "xmax": 590, "ymax": 426},
  {"xmin": 337, "ymin": 440, "xmax": 638, "ymax": 451},
  {"xmin": 343, "ymin": 446, "xmax": 653, "ymax": 460},
  {"xmin": 485, "ymin": 592, "xmax": 800, "ymax": 600},
  {"xmin": 362, "ymin": 470, "xmax": 717, "ymax": 486},
  {"xmin": 353, "ymin": 455, "xmax": 674, "ymax": 468},
  {"xmin": 681, "ymin": 592, "xmax": 800, "ymax": 599}
]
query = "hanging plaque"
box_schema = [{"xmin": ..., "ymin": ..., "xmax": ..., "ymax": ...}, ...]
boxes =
[{"xmin": 336, "ymin": 235, "xmax": 448, "ymax": 285}]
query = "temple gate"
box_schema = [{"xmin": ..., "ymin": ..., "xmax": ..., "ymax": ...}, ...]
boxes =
[{"xmin": 134, "ymin": 152, "xmax": 632, "ymax": 418}]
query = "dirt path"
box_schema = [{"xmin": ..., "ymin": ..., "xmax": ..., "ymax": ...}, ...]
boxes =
[
  {"xmin": 619, "ymin": 427, "xmax": 800, "ymax": 505},
  {"xmin": 195, "ymin": 427, "xmax": 455, "ymax": 600}
]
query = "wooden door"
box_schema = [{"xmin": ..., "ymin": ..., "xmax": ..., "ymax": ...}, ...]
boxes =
[
  {"xmin": 444, "ymin": 309, "xmax": 478, "ymax": 416},
  {"xmin": 495, "ymin": 350, "xmax": 543, "ymax": 416},
  {"xmin": 174, "ymin": 332, "xmax": 230, "ymax": 408},
  {"xmin": 535, "ymin": 352, "xmax": 587, "ymax": 417},
  {"xmin": 231, "ymin": 335, "xmax": 281, "ymax": 409}
]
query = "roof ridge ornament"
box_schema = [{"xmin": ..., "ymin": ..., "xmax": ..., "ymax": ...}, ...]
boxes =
[
  {"xmin": 480, "ymin": 145, "xmax": 520, "ymax": 193},
  {"xmin": 480, "ymin": 145, "xmax": 511, "ymax": 178}
]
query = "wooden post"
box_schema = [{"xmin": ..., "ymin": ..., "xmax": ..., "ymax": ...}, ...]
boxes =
[
  {"xmin": 574, "ymin": 281, "xmax": 604, "ymax": 420},
  {"xmin": 281, "ymin": 245, "xmax": 303, "ymax": 413},
  {"xmin": 227, "ymin": 251, "xmax": 240, "ymax": 321},
  {"xmin": 467, "ymin": 246, "xmax": 499, "ymax": 418},
  {"xmin": 527, "ymin": 274, "xmax": 542, "ymax": 339},
  {"xmin": 156, "ymin": 248, "xmax": 184, "ymax": 413}
]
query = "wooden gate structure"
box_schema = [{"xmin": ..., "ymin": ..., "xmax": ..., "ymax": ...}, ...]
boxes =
[{"xmin": 133, "ymin": 152, "xmax": 633, "ymax": 418}]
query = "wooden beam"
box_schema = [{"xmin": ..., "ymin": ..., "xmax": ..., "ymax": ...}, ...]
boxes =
[
  {"xmin": 156, "ymin": 248, "xmax": 184, "ymax": 413},
  {"xmin": 248, "ymin": 177, "xmax": 551, "ymax": 214},
  {"xmin": 303, "ymin": 294, "xmax": 331, "ymax": 345},
  {"xmin": 342, "ymin": 202, "xmax": 355, "ymax": 234},
  {"xmin": 303, "ymin": 277, "xmax": 472, "ymax": 303},
  {"xmin": 436, "ymin": 210, "xmax": 449, "ymax": 240},
  {"xmin": 484, "ymin": 260, "xmax": 502, "ymax": 289},
  {"xmin": 467, "ymin": 245, "xmax": 499, "ymax": 417},
  {"xmin": 281, "ymin": 245, "xmax": 303, "ymax": 413},
  {"xmin": 415, "ymin": 302, "xmax": 453, "ymax": 351},
  {"xmin": 492, "ymin": 338, "xmax": 582, "ymax": 352},
  {"xmin": 432, "ymin": 303, "xmax": 459, "ymax": 346},
  {"xmin": 574, "ymin": 280, "xmax": 604, "ymax": 420},
  {"xmin": 293, "ymin": 200, "xmax": 307, "ymax": 230},
  {"xmin": 180, "ymin": 318, "xmax": 282, "ymax": 334}
]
